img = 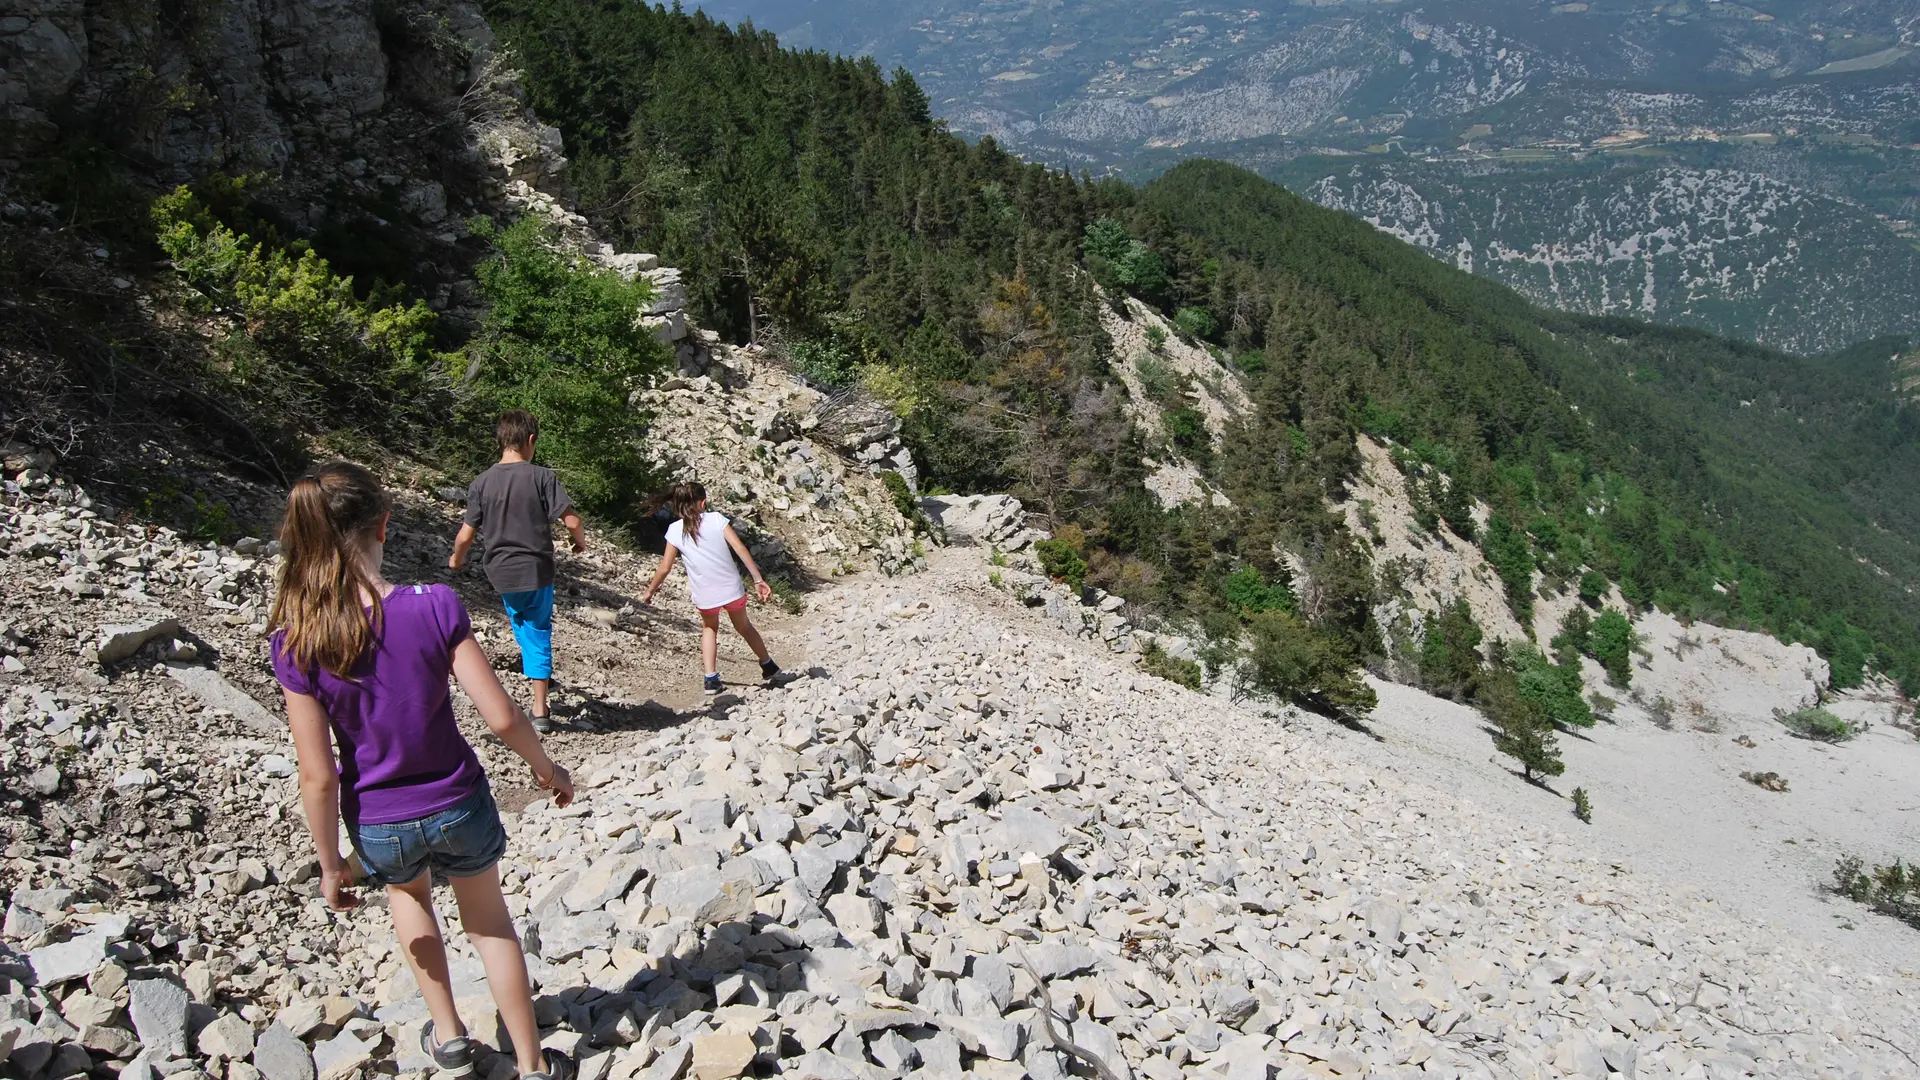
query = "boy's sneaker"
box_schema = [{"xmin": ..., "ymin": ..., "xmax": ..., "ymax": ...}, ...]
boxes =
[
  {"xmin": 703, "ymin": 673, "xmax": 723, "ymax": 696},
  {"xmin": 525, "ymin": 1049, "xmax": 576, "ymax": 1080},
  {"xmin": 760, "ymin": 658, "xmax": 781, "ymax": 683},
  {"xmin": 418, "ymin": 1020, "xmax": 478, "ymax": 1077}
]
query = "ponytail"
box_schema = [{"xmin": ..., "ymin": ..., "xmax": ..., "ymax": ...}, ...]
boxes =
[
  {"xmin": 666, "ymin": 481, "xmax": 708, "ymax": 545},
  {"xmin": 268, "ymin": 461, "xmax": 392, "ymax": 678}
]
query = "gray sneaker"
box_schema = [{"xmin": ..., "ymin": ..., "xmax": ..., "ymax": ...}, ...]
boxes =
[
  {"xmin": 530, "ymin": 712, "xmax": 554, "ymax": 734},
  {"xmin": 419, "ymin": 1020, "xmax": 478, "ymax": 1077}
]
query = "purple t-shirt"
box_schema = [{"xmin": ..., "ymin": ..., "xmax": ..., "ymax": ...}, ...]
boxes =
[{"xmin": 271, "ymin": 584, "xmax": 484, "ymax": 825}]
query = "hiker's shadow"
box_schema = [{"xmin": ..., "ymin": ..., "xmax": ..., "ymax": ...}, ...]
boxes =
[{"xmin": 575, "ymin": 698, "xmax": 693, "ymax": 735}]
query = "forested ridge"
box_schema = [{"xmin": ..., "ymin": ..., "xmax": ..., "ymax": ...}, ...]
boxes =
[{"xmin": 485, "ymin": 0, "xmax": 1920, "ymax": 696}]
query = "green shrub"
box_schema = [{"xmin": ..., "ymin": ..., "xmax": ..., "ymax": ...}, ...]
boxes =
[
  {"xmin": 1590, "ymin": 609, "xmax": 1637, "ymax": 687},
  {"xmin": 789, "ymin": 337, "xmax": 858, "ymax": 387},
  {"xmin": 1035, "ymin": 537, "xmax": 1088, "ymax": 589},
  {"xmin": 1776, "ymin": 706, "xmax": 1860, "ymax": 743},
  {"xmin": 765, "ymin": 573, "xmax": 805, "ymax": 615},
  {"xmin": 1223, "ymin": 565, "xmax": 1294, "ymax": 617},
  {"xmin": 1478, "ymin": 663, "xmax": 1565, "ymax": 782},
  {"xmin": 1143, "ymin": 323, "xmax": 1168, "ymax": 353},
  {"xmin": 1083, "ymin": 218, "xmax": 1169, "ymax": 295},
  {"xmin": 880, "ymin": 470, "xmax": 938, "ymax": 537},
  {"xmin": 1431, "ymin": 473, "xmax": 1475, "ymax": 540},
  {"xmin": 1418, "ymin": 598, "xmax": 1484, "ymax": 700},
  {"xmin": 1481, "ymin": 515, "xmax": 1536, "ymax": 625},
  {"xmin": 1164, "ymin": 406, "xmax": 1210, "ymax": 463},
  {"xmin": 1139, "ymin": 641, "xmax": 1202, "ymax": 690},
  {"xmin": 1135, "ymin": 354, "xmax": 1175, "ymax": 401},
  {"xmin": 1242, "ymin": 608, "xmax": 1377, "ymax": 720},
  {"xmin": 1198, "ymin": 611, "xmax": 1241, "ymax": 678},
  {"xmin": 1173, "ymin": 306, "xmax": 1216, "ymax": 340},
  {"xmin": 469, "ymin": 216, "xmax": 670, "ymax": 517},
  {"xmin": 1511, "ymin": 645, "xmax": 1595, "ymax": 729},
  {"xmin": 151, "ymin": 184, "xmax": 441, "ymax": 434},
  {"xmin": 1571, "ymin": 786, "xmax": 1592, "ymax": 824},
  {"xmin": 1553, "ymin": 607, "xmax": 1593, "ymax": 659},
  {"xmin": 1832, "ymin": 855, "xmax": 1920, "ymax": 928},
  {"xmin": 1577, "ymin": 570, "xmax": 1609, "ymax": 606}
]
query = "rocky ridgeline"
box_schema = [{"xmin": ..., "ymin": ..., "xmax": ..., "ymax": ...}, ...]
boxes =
[{"xmin": 634, "ymin": 350, "xmax": 930, "ymax": 579}]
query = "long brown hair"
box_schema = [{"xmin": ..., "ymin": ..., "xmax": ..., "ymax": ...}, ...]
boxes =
[
  {"xmin": 667, "ymin": 481, "xmax": 708, "ymax": 544},
  {"xmin": 269, "ymin": 461, "xmax": 392, "ymax": 678}
]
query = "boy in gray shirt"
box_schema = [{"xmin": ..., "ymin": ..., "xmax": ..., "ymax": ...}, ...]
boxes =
[{"xmin": 450, "ymin": 411, "xmax": 585, "ymax": 730}]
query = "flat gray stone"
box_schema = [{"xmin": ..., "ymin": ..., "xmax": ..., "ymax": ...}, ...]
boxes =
[
  {"xmin": 968, "ymin": 954, "xmax": 1015, "ymax": 1013},
  {"xmin": 1026, "ymin": 943, "xmax": 1099, "ymax": 979},
  {"xmin": 26, "ymin": 766, "xmax": 60, "ymax": 797},
  {"xmin": 198, "ymin": 1011, "xmax": 256, "ymax": 1060},
  {"xmin": 563, "ymin": 854, "xmax": 647, "ymax": 914},
  {"xmin": 12, "ymin": 886, "xmax": 72, "ymax": 914},
  {"xmin": 988, "ymin": 806, "xmax": 1067, "ymax": 859},
  {"xmin": 28, "ymin": 931, "xmax": 110, "ymax": 987},
  {"xmin": 4, "ymin": 905, "xmax": 47, "ymax": 940},
  {"xmin": 792, "ymin": 842, "xmax": 842, "ymax": 900},
  {"xmin": 165, "ymin": 663, "xmax": 281, "ymax": 736},
  {"xmin": 311, "ymin": 1031, "xmax": 374, "ymax": 1080},
  {"xmin": 537, "ymin": 910, "xmax": 615, "ymax": 961},
  {"xmin": 96, "ymin": 618, "xmax": 181, "ymax": 666},
  {"xmin": 942, "ymin": 1014, "xmax": 1021, "ymax": 1061},
  {"xmin": 652, "ymin": 868, "xmax": 754, "ymax": 925},
  {"xmin": 129, "ymin": 979, "xmax": 190, "ymax": 1057},
  {"xmin": 252, "ymin": 1023, "xmax": 315, "ymax": 1080}
]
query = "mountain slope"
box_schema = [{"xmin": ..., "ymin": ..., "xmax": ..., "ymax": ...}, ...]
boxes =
[
  {"xmin": 1281, "ymin": 158, "xmax": 1920, "ymax": 355},
  {"xmin": 479, "ymin": 2, "xmax": 1920, "ymax": 693},
  {"xmin": 702, "ymin": 0, "xmax": 1920, "ymax": 352},
  {"xmin": 1140, "ymin": 159, "xmax": 1920, "ymax": 680}
]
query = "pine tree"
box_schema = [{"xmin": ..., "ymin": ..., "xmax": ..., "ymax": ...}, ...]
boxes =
[{"xmin": 1479, "ymin": 663, "xmax": 1565, "ymax": 783}]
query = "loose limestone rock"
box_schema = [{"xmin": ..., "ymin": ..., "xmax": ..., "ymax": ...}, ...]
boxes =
[
  {"xmin": 128, "ymin": 979, "xmax": 190, "ymax": 1057},
  {"xmin": 252, "ymin": 1024, "xmax": 315, "ymax": 1080}
]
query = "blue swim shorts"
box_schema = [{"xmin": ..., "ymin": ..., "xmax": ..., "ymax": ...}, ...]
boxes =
[{"xmin": 500, "ymin": 584, "xmax": 555, "ymax": 680}]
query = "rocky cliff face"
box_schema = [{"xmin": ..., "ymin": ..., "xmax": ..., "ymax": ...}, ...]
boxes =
[{"xmin": 2, "ymin": 0, "xmax": 509, "ymax": 297}]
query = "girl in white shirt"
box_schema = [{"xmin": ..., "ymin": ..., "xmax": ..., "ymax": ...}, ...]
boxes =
[{"xmin": 641, "ymin": 481, "xmax": 781, "ymax": 694}]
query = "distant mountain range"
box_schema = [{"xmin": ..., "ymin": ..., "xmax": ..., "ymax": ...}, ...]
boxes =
[
  {"xmin": 702, "ymin": 0, "xmax": 1920, "ymax": 353},
  {"xmin": 1277, "ymin": 157, "xmax": 1920, "ymax": 355}
]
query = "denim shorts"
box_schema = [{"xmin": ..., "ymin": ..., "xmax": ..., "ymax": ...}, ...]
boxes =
[{"xmin": 350, "ymin": 783, "xmax": 508, "ymax": 887}]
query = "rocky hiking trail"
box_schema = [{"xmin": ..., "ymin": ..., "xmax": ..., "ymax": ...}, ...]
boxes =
[{"xmin": 5, "ymin": 461, "xmax": 1920, "ymax": 1080}]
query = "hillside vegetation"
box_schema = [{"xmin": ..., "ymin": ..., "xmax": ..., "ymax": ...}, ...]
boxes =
[
  {"xmin": 483, "ymin": 1, "xmax": 1920, "ymax": 698},
  {"xmin": 11, "ymin": 0, "xmax": 1912, "ymax": 712}
]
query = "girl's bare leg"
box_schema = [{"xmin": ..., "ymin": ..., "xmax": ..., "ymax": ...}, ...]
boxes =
[
  {"xmin": 699, "ymin": 611, "xmax": 721, "ymax": 675},
  {"xmin": 725, "ymin": 607, "xmax": 772, "ymax": 663},
  {"xmin": 387, "ymin": 875, "xmax": 465, "ymax": 1045},
  {"xmin": 449, "ymin": 867, "xmax": 544, "ymax": 1076}
]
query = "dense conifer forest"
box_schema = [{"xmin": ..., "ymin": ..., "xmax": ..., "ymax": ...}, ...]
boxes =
[{"xmin": 481, "ymin": 0, "xmax": 1918, "ymax": 696}]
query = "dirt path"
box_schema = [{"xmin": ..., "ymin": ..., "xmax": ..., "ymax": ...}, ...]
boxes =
[{"xmin": 467, "ymin": 532, "xmax": 856, "ymax": 811}]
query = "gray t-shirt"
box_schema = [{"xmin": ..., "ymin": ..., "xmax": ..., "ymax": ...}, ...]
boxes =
[{"xmin": 463, "ymin": 462, "xmax": 574, "ymax": 594}]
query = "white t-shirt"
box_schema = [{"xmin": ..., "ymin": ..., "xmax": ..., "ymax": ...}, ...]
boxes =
[{"xmin": 665, "ymin": 511, "xmax": 746, "ymax": 610}]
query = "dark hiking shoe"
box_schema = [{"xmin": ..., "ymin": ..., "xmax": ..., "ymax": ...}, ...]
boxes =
[
  {"xmin": 524, "ymin": 1049, "xmax": 576, "ymax": 1080},
  {"xmin": 530, "ymin": 712, "xmax": 554, "ymax": 735},
  {"xmin": 703, "ymin": 673, "xmax": 723, "ymax": 696},
  {"xmin": 760, "ymin": 658, "xmax": 781, "ymax": 683},
  {"xmin": 419, "ymin": 1020, "xmax": 478, "ymax": 1077}
]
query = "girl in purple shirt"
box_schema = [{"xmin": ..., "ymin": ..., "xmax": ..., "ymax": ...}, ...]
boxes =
[{"xmin": 269, "ymin": 461, "xmax": 574, "ymax": 1080}]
